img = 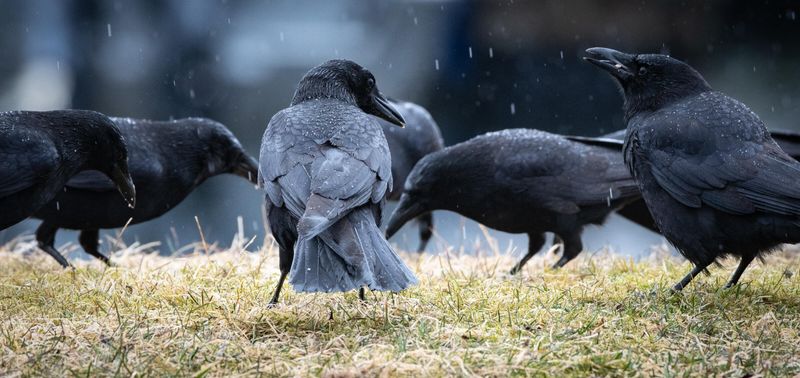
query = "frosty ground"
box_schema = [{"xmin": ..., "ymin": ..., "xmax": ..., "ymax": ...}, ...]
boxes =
[{"xmin": 0, "ymin": 234, "xmax": 798, "ymax": 376}]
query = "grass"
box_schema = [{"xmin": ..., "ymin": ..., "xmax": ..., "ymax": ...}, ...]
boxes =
[{"xmin": 0, "ymin": 234, "xmax": 799, "ymax": 377}]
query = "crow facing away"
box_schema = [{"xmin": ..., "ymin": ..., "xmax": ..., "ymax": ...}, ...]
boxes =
[
  {"xmin": 259, "ymin": 60, "xmax": 417, "ymax": 305},
  {"xmin": 380, "ymin": 99, "xmax": 445, "ymax": 253},
  {"xmin": 385, "ymin": 129, "xmax": 641, "ymax": 273},
  {"xmin": 586, "ymin": 47, "xmax": 800, "ymax": 290},
  {"xmin": 0, "ymin": 110, "xmax": 135, "ymax": 237},
  {"xmin": 32, "ymin": 117, "xmax": 258, "ymax": 267}
]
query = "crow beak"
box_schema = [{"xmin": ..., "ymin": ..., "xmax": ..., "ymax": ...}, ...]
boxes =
[
  {"xmin": 385, "ymin": 193, "xmax": 424, "ymax": 238},
  {"xmin": 110, "ymin": 164, "xmax": 136, "ymax": 208},
  {"xmin": 584, "ymin": 47, "xmax": 635, "ymax": 80},
  {"xmin": 232, "ymin": 154, "xmax": 260, "ymax": 185},
  {"xmin": 372, "ymin": 91, "xmax": 405, "ymax": 127}
]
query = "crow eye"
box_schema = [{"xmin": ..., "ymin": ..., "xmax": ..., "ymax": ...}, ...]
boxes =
[
  {"xmin": 638, "ymin": 66, "xmax": 648, "ymax": 75},
  {"xmin": 367, "ymin": 78, "xmax": 375, "ymax": 88}
]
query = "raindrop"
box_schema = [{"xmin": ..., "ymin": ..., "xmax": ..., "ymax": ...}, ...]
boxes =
[
  {"xmin": 56, "ymin": 201, "xmax": 60, "ymax": 211},
  {"xmin": 279, "ymin": 32, "xmax": 285, "ymax": 42},
  {"xmin": 56, "ymin": 60, "xmax": 60, "ymax": 71},
  {"xmin": 489, "ymin": 47, "xmax": 494, "ymax": 58},
  {"xmin": 468, "ymin": 46, "xmax": 473, "ymax": 58},
  {"xmin": 107, "ymin": 23, "xmax": 112, "ymax": 37},
  {"xmin": 413, "ymin": 17, "xmax": 418, "ymax": 25},
  {"xmin": 510, "ymin": 103, "xmax": 516, "ymax": 115},
  {"xmin": 560, "ymin": 50, "xmax": 564, "ymax": 59},
  {"xmin": 434, "ymin": 59, "xmax": 440, "ymax": 70},
  {"xmin": 189, "ymin": 89, "xmax": 196, "ymax": 99}
]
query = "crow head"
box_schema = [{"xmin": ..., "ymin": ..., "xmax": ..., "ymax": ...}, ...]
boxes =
[
  {"xmin": 584, "ymin": 47, "xmax": 712, "ymax": 120},
  {"xmin": 194, "ymin": 119, "xmax": 259, "ymax": 185},
  {"xmin": 292, "ymin": 59, "xmax": 405, "ymax": 127},
  {"xmin": 385, "ymin": 152, "xmax": 443, "ymax": 238},
  {"xmin": 83, "ymin": 111, "xmax": 136, "ymax": 208}
]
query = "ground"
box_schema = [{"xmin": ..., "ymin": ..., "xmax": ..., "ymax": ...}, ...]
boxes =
[{"xmin": 0, "ymin": 234, "xmax": 799, "ymax": 377}]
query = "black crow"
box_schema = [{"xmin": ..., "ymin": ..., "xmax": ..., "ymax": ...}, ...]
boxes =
[
  {"xmin": 380, "ymin": 99, "xmax": 445, "ymax": 252},
  {"xmin": 32, "ymin": 117, "xmax": 258, "ymax": 267},
  {"xmin": 385, "ymin": 129, "xmax": 640, "ymax": 273},
  {"xmin": 259, "ymin": 60, "xmax": 417, "ymax": 305},
  {"xmin": 586, "ymin": 47, "xmax": 800, "ymax": 290},
  {"xmin": 0, "ymin": 110, "xmax": 135, "ymax": 238}
]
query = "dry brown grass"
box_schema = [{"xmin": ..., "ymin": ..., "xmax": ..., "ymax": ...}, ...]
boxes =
[{"xmin": 0, "ymin": 234, "xmax": 799, "ymax": 377}]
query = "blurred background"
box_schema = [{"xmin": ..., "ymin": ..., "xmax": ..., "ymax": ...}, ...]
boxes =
[{"xmin": 1, "ymin": 0, "xmax": 799, "ymax": 260}]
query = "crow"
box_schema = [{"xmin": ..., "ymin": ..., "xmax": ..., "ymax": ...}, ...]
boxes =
[
  {"xmin": 259, "ymin": 60, "xmax": 417, "ymax": 305},
  {"xmin": 586, "ymin": 47, "xmax": 800, "ymax": 290},
  {"xmin": 385, "ymin": 129, "xmax": 641, "ymax": 273},
  {"xmin": 32, "ymin": 117, "xmax": 258, "ymax": 267},
  {"xmin": 0, "ymin": 110, "xmax": 135, "ymax": 239},
  {"xmin": 380, "ymin": 99, "xmax": 445, "ymax": 252}
]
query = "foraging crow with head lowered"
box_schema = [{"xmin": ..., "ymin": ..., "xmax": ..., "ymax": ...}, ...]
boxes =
[
  {"xmin": 385, "ymin": 128, "xmax": 640, "ymax": 273},
  {"xmin": 259, "ymin": 60, "xmax": 417, "ymax": 305},
  {"xmin": 380, "ymin": 99, "xmax": 444, "ymax": 253},
  {"xmin": 0, "ymin": 110, "xmax": 135, "ymax": 241},
  {"xmin": 586, "ymin": 47, "xmax": 800, "ymax": 290},
  {"xmin": 32, "ymin": 117, "xmax": 258, "ymax": 267}
]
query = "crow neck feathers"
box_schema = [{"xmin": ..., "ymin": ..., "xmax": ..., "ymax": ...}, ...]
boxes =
[
  {"xmin": 622, "ymin": 64, "xmax": 712, "ymax": 123},
  {"xmin": 290, "ymin": 67, "xmax": 357, "ymax": 106}
]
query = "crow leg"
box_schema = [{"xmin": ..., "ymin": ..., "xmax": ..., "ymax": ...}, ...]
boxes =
[
  {"xmin": 269, "ymin": 270, "xmax": 289, "ymax": 307},
  {"xmin": 552, "ymin": 231, "xmax": 583, "ymax": 269},
  {"xmin": 35, "ymin": 222, "xmax": 71, "ymax": 268},
  {"xmin": 268, "ymin": 206, "xmax": 297, "ymax": 306},
  {"xmin": 79, "ymin": 229, "xmax": 111, "ymax": 266},
  {"xmin": 359, "ymin": 287, "xmax": 366, "ymax": 301},
  {"xmin": 509, "ymin": 233, "xmax": 546, "ymax": 275},
  {"xmin": 415, "ymin": 212, "xmax": 434, "ymax": 253},
  {"xmin": 672, "ymin": 260, "xmax": 712, "ymax": 292},
  {"xmin": 724, "ymin": 253, "xmax": 757, "ymax": 289}
]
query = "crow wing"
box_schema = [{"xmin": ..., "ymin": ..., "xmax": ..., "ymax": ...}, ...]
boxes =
[
  {"xmin": 498, "ymin": 136, "xmax": 638, "ymax": 214},
  {"xmin": 259, "ymin": 102, "xmax": 392, "ymax": 237},
  {"xmin": 633, "ymin": 108, "xmax": 800, "ymax": 216}
]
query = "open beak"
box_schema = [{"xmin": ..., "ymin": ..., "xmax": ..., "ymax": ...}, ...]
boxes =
[
  {"xmin": 372, "ymin": 91, "xmax": 405, "ymax": 127},
  {"xmin": 110, "ymin": 164, "xmax": 136, "ymax": 208},
  {"xmin": 584, "ymin": 47, "xmax": 635, "ymax": 80},
  {"xmin": 232, "ymin": 154, "xmax": 260, "ymax": 185},
  {"xmin": 385, "ymin": 193, "xmax": 424, "ymax": 238}
]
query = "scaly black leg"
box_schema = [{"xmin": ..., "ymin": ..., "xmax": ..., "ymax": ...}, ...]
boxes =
[
  {"xmin": 79, "ymin": 229, "xmax": 111, "ymax": 266},
  {"xmin": 724, "ymin": 254, "xmax": 757, "ymax": 289},
  {"xmin": 35, "ymin": 222, "xmax": 71, "ymax": 268},
  {"xmin": 509, "ymin": 233, "xmax": 546, "ymax": 275},
  {"xmin": 672, "ymin": 260, "xmax": 712, "ymax": 292}
]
